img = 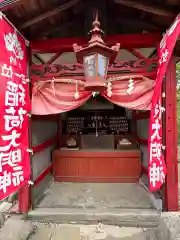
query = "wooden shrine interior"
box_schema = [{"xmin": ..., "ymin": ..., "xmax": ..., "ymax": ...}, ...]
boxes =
[
  {"xmin": 1, "ymin": 0, "xmax": 179, "ymax": 211},
  {"xmin": 52, "ymin": 98, "xmax": 141, "ymax": 183}
]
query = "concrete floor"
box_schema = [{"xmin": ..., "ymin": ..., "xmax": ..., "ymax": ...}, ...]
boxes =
[
  {"xmin": 37, "ymin": 182, "xmax": 154, "ymax": 210},
  {"xmin": 0, "ymin": 218, "xmax": 157, "ymax": 240}
]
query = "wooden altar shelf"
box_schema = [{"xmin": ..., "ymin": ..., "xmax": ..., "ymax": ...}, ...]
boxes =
[{"xmin": 53, "ymin": 150, "xmax": 141, "ymax": 183}]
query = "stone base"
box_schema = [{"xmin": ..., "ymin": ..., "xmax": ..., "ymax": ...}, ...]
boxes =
[{"xmin": 28, "ymin": 207, "xmax": 160, "ymax": 228}]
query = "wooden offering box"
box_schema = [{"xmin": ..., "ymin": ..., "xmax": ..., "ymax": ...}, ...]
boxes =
[{"xmin": 52, "ymin": 149, "xmax": 141, "ymax": 183}]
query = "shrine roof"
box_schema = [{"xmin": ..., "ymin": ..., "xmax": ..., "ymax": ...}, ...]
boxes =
[{"xmin": 0, "ymin": 0, "xmax": 180, "ymax": 57}]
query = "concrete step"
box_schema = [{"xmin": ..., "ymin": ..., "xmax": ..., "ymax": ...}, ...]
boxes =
[
  {"xmin": 0, "ymin": 219, "xmax": 34, "ymax": 240},
  {"xmin": 28, "ymin": 207, "xmax": 161, "ymax": 228},
  {"xmin": 29, "ymin": 223, "xmax": 157, "ymax": 240}
]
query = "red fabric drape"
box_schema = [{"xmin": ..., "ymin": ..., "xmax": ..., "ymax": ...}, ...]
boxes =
[
  {"xmin": 32, "ymin": 82, "xmax": 91, "ymax": 115},
  {"xmin": 148, "ymin": 14, "xmax": 180, "ymax": 192},
  {"xmin": 102, "ymin": 77, "xmax": 154, "ymax": 110},
  {"xmin": 31, "ymin": 77, "xmax": 154, "ymax": 115},
  {"xmin": 0, "ymin": 16, "xmax": 31, "ymax": 200}
]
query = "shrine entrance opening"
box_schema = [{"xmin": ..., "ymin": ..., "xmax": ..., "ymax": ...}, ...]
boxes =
[
  {"xmin": 0, "ymin": 0, "xmax": 178, "ymax": 217},
  {"xmin": 27, "ymin": 94, "xmax": 161, "ymax": 225},
  {"xmin": 24, "ymin": 35, "xmax": 172, "ymax": 219}
]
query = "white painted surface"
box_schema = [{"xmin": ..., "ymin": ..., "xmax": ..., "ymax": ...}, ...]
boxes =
[
  {"xmin": 32, "ymin": 120, "xmax": 57, "ymax": 146},
  {"xmin": 32, "ymin": 120, "xmax": 57, "ymax": 180},
  {"xmin": 137, "ymin": 118, "xmax": 149, "ymax": 167},
  {"xmin": 137, "ymin": 117, "xmax": 149, "ymax": 187},
  {"xmin": 32, "ymin": 146, "xmax": 54, "ymax": 181}
]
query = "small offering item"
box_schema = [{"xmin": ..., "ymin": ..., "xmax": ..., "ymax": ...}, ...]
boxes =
[
  {"xmin": 66, "ymin": 137, "xmax": 77, "ymax": 148},
  {"xmin": 119, "ymin": 138, "xmax": 132, "ymax": 145},
  {"xmin": 117, "ymin": 138, "xmax": 133, "ymax": 149}
]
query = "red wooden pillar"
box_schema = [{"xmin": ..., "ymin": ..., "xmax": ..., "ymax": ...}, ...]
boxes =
[
  {"xmin": 165, "ymin": 56, "xmax": 179, "ymax": 211},
  {"xmin": 18, "ymin": 44, "xmax": 32, "ymax": 214},
  {"xmin": 18, "ymin": 114, "xmax": 32, "ymax": 214},
  {"xmin": 18, "ymin": 184, "xmax": 31, "ymax": 214}
]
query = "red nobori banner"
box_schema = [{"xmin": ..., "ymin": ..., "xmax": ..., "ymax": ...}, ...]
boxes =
[
  {"xmin": 0, "ymin": 15, "xmax": 31, "ymax": 200},
  {"xmin": 148, "ymin": 14, "xmax": 180, "ymax": 192}
]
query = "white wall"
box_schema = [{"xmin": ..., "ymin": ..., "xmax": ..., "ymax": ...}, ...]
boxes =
[
  {"xmin": 137, "ymin": 118, "xmax": 149, "ymax": 168},
  {"xmin": 32, "ymin": 120, "xmax": 57, "ymax": 181},
  {"xmin": 137, "ymin": 117, "xmax": 149, "ymax": 186}
]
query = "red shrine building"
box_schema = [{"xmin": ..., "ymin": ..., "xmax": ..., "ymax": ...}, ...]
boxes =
[{"xmin": 0, "ymin": 0, "xmax": 180, "ymax": 223}]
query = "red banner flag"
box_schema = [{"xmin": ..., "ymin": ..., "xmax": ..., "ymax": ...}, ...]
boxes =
[
  {"xmin": 148, "ymin": 14, "xmax": 180, "ymax": 192},
  {"xmin": 0, "ymin": 16, "xmax": 31, "ymax": 199}
]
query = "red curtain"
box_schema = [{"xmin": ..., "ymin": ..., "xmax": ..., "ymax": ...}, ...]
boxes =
[
  {"xmin": 0, "ymin": 16, "xmax": 31, "ymax": 200},
  {"xmin": 148, "ymin": 14, "xmax": 180, "ymax": 192},
  {"xmin": 31, "ymin": 77, "xmax": 154, "ymax": 115},
  {"xmin": 32, "ymin": 82, "xmax": 91, "ymax": 115},
  {"xmin": 102, "ymin": 77, "xmax": 154, "ymax": 110}
]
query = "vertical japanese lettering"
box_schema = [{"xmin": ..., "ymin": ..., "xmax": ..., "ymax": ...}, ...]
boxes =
[{"xmin": 0, "ymin": 18, "xmax": 30, "ymax": 199}]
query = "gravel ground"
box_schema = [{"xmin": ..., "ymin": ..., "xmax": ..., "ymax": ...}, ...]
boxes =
[{"xmin": 156, "ymin": 212, "xmax": 180, "ymax": 240}]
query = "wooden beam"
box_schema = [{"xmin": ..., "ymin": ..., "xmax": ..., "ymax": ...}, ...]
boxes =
[
  {"xmin": 128, "ymin": 48, "xmax": 147, "ymax": 59},
  {"xmin": 166, "ymin": 0, "xmax": 179, "ymax": 5},
  {"xmin": 134, "ymin": 111, "xmax": 150, "ymax": 120},
  {"xmin": 148, "ymin": 49, "xmax": 157, "ymax": 59},
  {"xmin": 34, "ymin": 54, "xmax": 45, "ymax": 64},
  {"xmin": 20, "ymin": 0, "xmax": 80, "ymax": 29},
  {"xmin": 115, "ymin": 17, "xmax": 160, "ymax": 32},
  {"xmin": 31, "ymin": 59, "xmax": 157, "ymax": 83},
  {"xmin": 114, "ymin": 0, "xmax": 176, "ymax": 18},
  {"xmin": 165, "ymin": 57, "xmax": 179, "ymax": 211},
  {"xmin": 136, "ymin": 136, "xmax": 148, "ymax": 145},
  {"xmin": 0, "ymin": 0, "xmax": 25, "ymax": 11},
  {"xmin": 141, "ymin": 165, "xmax": 148, "ymax": 175},
  {"xmin": 32, "ymin": 114, "xmax": 58, "ymax": 121},
  {"xmin": 33, "ymin": 165, "xmax": 52, "ymax": 186},
  {"xmin": 33, "ymin": 21, "xmax": 76, "ymax": 40},
  {"xmin": 47, "ymin": 52, "xmax": 63, "ymax": 64},
  {"xmin": 31, "ymin": 32, "xmax": 162, "ymax": 53},
  {"xmin": 33, "ymin": 136, "xmax": 57, "ymax": 154}
]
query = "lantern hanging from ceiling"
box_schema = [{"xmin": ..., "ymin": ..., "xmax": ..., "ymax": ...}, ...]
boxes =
[{"xmin": 73, "ymin": 12, "xmax": 120, "ymax": 92}]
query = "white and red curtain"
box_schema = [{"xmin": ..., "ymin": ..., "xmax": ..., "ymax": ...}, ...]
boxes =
[
  {"xmin": 32, "ymin": 82, "xmax": 92, "ymax": 115},
  {"xmin": 102, "ymin": 77, "xmax": 154, "ymax": 110},
  {"xmin": 0, "ymin": 16, "xmax": 31, "ymax": 200},
  {"xmin": 31, "ymin": 76, "xmax": 154, "ymax": 115}
]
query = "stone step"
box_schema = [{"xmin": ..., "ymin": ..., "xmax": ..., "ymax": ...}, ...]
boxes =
[
  {"xmin": 29, "ymin": 223, "xmax": 157, "ymax": 240},
  {"xmin": 0, "ymin": 219, "xmax": 34, "ymax": 240},
  {"xmin": 28, "ymin": 207, "xmax": 161, "ymax": 228}
]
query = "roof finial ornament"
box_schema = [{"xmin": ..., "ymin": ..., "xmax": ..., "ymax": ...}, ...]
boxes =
[
  {"xmin": 73, "ymin": 9, "xmax": 120, "ymax": 65},
  {"xmin": 89, "ymin": 10, "xmax": 104, "ymax": 45},
  {"xmin": 93, "ymin": 10, "xmax": 100, "ymax": 28}
]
